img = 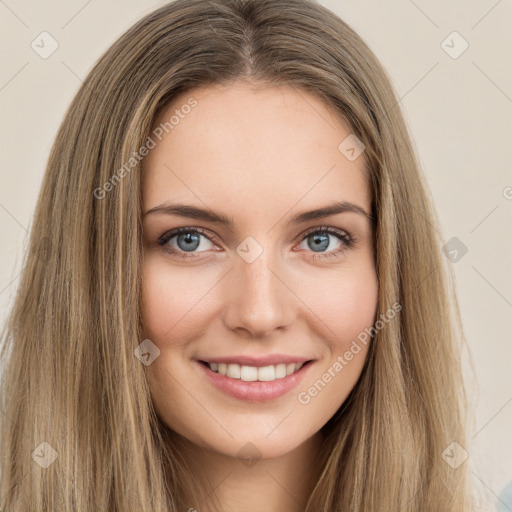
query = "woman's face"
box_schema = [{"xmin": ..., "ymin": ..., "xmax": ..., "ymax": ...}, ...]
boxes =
[{"xmin": 141, "ymin": 81, "xmax": 378, "ymax": 460}]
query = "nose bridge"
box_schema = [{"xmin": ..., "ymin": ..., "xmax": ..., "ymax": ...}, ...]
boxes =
[{"xmin": 222, "ymin": 237, "xmax": 294, "ymax": 336}]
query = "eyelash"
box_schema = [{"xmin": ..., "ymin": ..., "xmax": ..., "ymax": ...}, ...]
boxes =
[{"xmin": 157, "ymin": 226, "xmax": 356, "ymax": 261}]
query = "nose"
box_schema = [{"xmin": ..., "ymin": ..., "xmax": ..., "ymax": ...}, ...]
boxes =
[{"xmin": 222, "ymin": 250, "xmax": 295, "ymax": 338}]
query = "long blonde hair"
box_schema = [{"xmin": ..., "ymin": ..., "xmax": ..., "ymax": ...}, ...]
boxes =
[{"xmin": 0, "ymin": 0, "xmax": 474, "ymax": 510}]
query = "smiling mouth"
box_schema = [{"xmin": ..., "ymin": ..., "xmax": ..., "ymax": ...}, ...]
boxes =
[{"xmin": 199, "ymin": 360, "xmax": 313, "ymax": 382}]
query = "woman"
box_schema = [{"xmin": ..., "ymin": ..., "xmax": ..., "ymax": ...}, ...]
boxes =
[{"xmin": 0, "ymin": 0, "xmax": 475, "ymax": 510}]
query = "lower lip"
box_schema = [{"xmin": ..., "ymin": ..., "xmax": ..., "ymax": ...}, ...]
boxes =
[{"xmin": 197, "ymin": 360, "xmax": 314, "ymax": 402}]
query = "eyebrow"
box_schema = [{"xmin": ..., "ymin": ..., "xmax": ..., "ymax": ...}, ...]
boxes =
[{"xmin": 144, "ymin": 201, "xmax": 373, "ymax": 227}]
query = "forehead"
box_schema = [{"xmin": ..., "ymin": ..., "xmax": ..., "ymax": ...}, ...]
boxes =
[{"xmin": 142, "ymin": 82, "xmax": 370, "ymax": 217}]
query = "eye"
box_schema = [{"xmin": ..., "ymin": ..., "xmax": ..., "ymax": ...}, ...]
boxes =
[
  {"xmin": 295, "ymin": 226, "xmax": 355, "ymax": 260},
  {"xmin": 158, "ymin": 227, "xmax": 215, "ymax": 259},
  {"xmin": 157, "ymin": 226, "xmax": 355, "ymax": 260}
]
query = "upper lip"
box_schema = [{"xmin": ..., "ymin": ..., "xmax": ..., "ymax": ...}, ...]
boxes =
[{"xmin": 197, "ymin": 354, "xmax": 313, "ymax": 367}]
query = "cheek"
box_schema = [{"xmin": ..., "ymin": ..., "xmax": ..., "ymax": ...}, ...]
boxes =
[
  {"xmin": 293, "ymin": 261, "xmax": 379, "ymax": 352},
  {"xmin": 294, "ymin": 266, "xmax": 378, "ymax": 422},
  {"xmin": 141, "ymin": 255, "xmax": 215, "ymax": 343}
]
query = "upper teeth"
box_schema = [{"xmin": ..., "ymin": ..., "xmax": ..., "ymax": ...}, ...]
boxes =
[{"xmin": 207, "ymin": 362, "xmax": 304, "ymax": 381}]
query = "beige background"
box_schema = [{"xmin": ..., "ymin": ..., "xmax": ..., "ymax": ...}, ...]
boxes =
[{"xmin": 1, "ymin": 0, "xmax": 511, "ymax": 509}]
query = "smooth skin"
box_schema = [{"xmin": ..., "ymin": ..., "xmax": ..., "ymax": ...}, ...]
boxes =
[{"xmin": 141, "ymin": 80, "xmax": 378, "ymax": 512}]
